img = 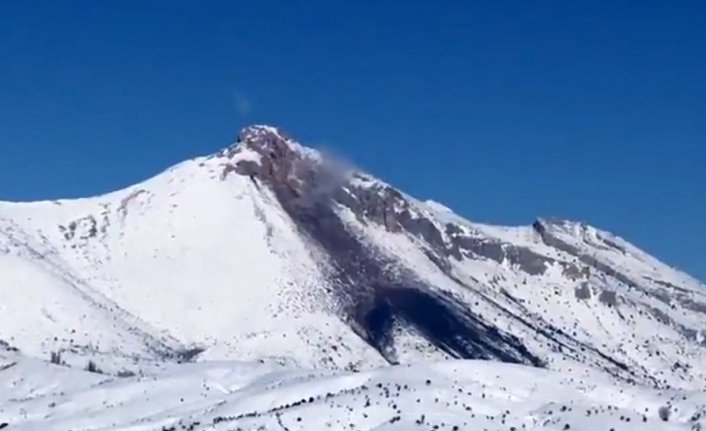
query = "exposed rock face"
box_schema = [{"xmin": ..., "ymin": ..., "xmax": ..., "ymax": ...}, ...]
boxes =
[
  {"xmin": 219, "ymin": 126, "xmax": 706, "ymax": 387},
  {"xmin": 231, "ymin": 127, "xmax": 558, "ymax": 277},
  {"xmin": 226, "ymin": 126, "xmax": 543, "ymax": 367},
  {"xmin": 575, "ymin": 283, "xmax": 592, "ymax": 300}
]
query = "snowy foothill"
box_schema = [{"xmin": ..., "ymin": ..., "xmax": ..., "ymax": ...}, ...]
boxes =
[{"xmin": 1, "ymin": 346, "xmax": 705, "ymax": 431}]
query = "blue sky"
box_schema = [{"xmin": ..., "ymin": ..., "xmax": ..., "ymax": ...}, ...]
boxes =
[{"xmin": 1, "ymin": 1, "xmax": 704, "ymax": 281}]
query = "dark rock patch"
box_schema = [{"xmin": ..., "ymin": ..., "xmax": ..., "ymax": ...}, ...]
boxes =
[
  {"xmin": 598, "ymin": 290, "xmax": 618, "ymax": 307},
  {"xmin": 575, "ymin": 283, "xmax": 592, "ymax": 300}
]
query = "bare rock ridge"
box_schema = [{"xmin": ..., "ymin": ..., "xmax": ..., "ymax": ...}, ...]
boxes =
[{"xmin": 0, "ymin": 124, "xmax": 705, "ymax": 390}]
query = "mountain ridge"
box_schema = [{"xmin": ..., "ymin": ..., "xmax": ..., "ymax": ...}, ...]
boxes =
[{"xmin": 0, "ymin": 124, "xmax": 704, "ymax": 391}]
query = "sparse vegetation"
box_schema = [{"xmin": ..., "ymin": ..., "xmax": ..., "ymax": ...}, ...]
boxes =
[{"xmin": 85, "ymin": 360, "xmax": 102, "ymax": 374}]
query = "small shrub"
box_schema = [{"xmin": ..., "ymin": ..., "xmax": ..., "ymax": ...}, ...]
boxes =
[
  {"xmin": 85, "ymin": 360, "xmax": 102, "ymax": 374},
  {"xmin": 658, "ymin": 405, "xmax": 671, "ymax": 422}
]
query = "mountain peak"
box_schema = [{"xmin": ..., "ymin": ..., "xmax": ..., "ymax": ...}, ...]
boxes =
[
  {"xmin": 236, "ymin": 124, "xmax": 292, "ymax": 150},
  {"xmin": 221, "ymin": 124, "xmax": 322, "ymax": 174}
]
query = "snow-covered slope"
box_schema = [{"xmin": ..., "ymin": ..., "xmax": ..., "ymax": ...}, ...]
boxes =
[
  {"xmin": 1, "ymin": 345, "xmax": 704, "ymax": 431},
  {"xmin": 0, "ymin": 139, "xmax": 382, "ymax": 372},
  {"xmin": 1, "ymin": 125, "xmax": 705, "ymax": 391}
]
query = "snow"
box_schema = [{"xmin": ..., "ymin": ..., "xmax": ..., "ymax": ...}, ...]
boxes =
[
  {"xmin": 1, "ymin": 347, "xmax": 704, "ymax": 430},
  {"xmin": 0, "ymin": 151, "xmax": 385, "ymax": 371},
  {"xmin": 424, "ymin": 199, "xmax": 454, "ymax": 214},
  {"xmin": 340, "ymin": 191, "xmax": 706, "ymax": 385}
]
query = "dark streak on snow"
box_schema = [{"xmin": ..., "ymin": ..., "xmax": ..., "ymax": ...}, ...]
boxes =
[{"xmin": 232, "ymin": 126, "xmax": 544, "ymax": 367}]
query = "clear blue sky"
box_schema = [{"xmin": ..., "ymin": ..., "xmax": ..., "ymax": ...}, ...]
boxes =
[{"xmin": 1, "ymin": 1, "xmax": 704, "ymax": 281}]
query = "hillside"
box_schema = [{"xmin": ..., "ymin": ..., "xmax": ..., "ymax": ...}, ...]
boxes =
[{"xmin": 2, "ymin": 345, "xmax": 705, "ymax": 430}]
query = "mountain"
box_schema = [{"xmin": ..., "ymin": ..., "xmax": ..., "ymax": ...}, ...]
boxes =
[{"xmin": 1, "ymin": 124, "xmax": 705, "ymax": 392}]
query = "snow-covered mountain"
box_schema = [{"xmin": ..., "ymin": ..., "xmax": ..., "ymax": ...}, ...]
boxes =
[{"xmin": 1, "ymin": 124, "xmax": 705, "ymax": 392}]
